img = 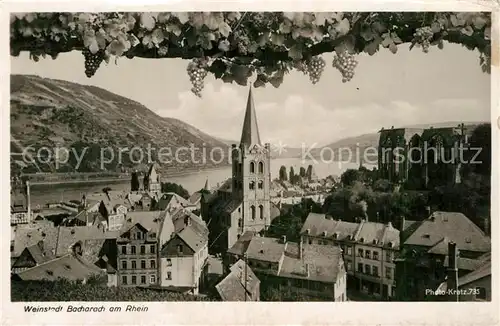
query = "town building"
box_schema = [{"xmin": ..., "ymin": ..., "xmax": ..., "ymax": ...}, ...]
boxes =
[
  {"xmin": 215, "ymin": 259, "xmax": 260, "ymax": 301},
  {"xmin": 300, "ymin": 212, "xmax": 400, "ymax": 299},
  {"xmin": 435, "ymin": 243, "xmax": 491, "ymax": 301},
  {"xmin": 394, "ymin": 211, "xmax": 491, "ymax": 301},
  {"xmin": 377, "ymin": 124, "xmax": 473, "ymax": 189},
  {"xmin": 11, "ymin": 178, "xmax": 31, "ymax": 225},
  {"xmin": 202, "ymin": 87, "xmax": 280, "ymax": 254},
  {"xmin": 158, "ymin": 208, "xmax": 209, "ymax": 294},
  {"xmin": 227, "ymin": 235, "xmax": 347, "ymax": 301}
]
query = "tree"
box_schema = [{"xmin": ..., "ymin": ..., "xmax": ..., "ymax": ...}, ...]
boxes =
[
  {"xmin": 289, "ymin": 167, "xmax": 295, "ymax": 184},
  {"xmin": 299, "ymin": 167, "xmax": 306, "ymax": 177},
  {"xmin": 130, "ymin": 171, "xmax": 140, "ymax": 191},
  {"xmin": 340, "ymin": 169, "xmax": 361, "ymax": 187},
  {"xmin": 279, "ymin": 165, "xmax": 288, "ymax": 181},
  {"xmin": 306, "ymin": 165, "xmax": 313, "ymax": 180},
  {"xmin": 10, "ymin": 12, "xmax": 491, "ymax": 97},
  {"xmin": 161, "ymin": 182, "xmax": 190, "ymax": 199},
  {"xmin": 466, "ymin": 123, "xmax": 491, "ymax": 177}
]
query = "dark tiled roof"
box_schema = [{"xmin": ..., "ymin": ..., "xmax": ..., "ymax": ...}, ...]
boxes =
[
  {"xmin": 279, "ymin": 243, "xmax": 344, "ymax": 283},
  {"xmin": 215, "ymin": 259, "xmax": 260, "ymax": 301},
  {"xmin": 246, "ymin": 237, "xmax": 286, "ymax": 263},
  {"xmin": 378, "ymin": 128, "xmax": 425, "ymax": 146},
  {"xmin": 121, "ymin": 210, "xmax": 164, "ymax": 234},
  {"xmin": 15, "ymin": 253, "xmax": 104, "ymax": 281},
  {"xmin": 443, "ymin": 256, "xmax": 485, "ymax": 271},
  {"xmin": 12, "ymin": 241, "xmax": 55, "ymax": 268},
  {"xmin": 227, "ymin": 231, "xmax": 256, "ymax": 256},
  {"xmin": 300, "ymin": 213, "xmax": 359, "ymax": 241},
  {"xmin": 458, "ymin": 256, "xmax": 491, "ymax": 287},
  {"xmin": 12, "ymin": 224, "xmax": 59, "ymax": 257},
  {"xmin": 404, "ymin": 212, "xmax": 490, "ymax": 253},
  {"xmin": 188, "ymin": 192, "xmax": 202, "ymax": 204},
  {"xmin": 177, "ymin": 226, "xmax": 207, "ymax": 252}
]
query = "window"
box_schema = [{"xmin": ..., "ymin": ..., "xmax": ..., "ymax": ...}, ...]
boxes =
[
  {"xmin": 136, "ymin": 232, "xmax": 142, "ymax": 240},
  {"xmin": 122, "ymin": 276, "xmax": 128, "ymax": 285},
  {"xmin": 346, "ymin": 262, "xmax": 352, "ymax": 271},
  {"xmin": 141, "ymin": 260, "xmax": 146, "ymax": 269},
  {"xmin": 150, "ymin": 245, "xmax": 156, "ymax": 254},
  {"xmin": 150, "ymin": 275, "xmax": 156, "ymax": 284},
  {"xmin": 140, "ymin": 245, "xmax": 146, "ymax": 254},
  {"xmin": 249, "ymin": 181, "xmax": 255, "ymax": 190},
  {"xmin": 258, "ymin": 162, "xmax": 264, "ymax": 173},
  {"xmin": 357, "ymin": 263, "xmax": 363, "ymax": 273},
  {"xmin": 308, "ymin": 239, "xmax": 312, "ymax": 245},
  {"xmin": 358, "ymin": 249, "xmax": 363, "ymax": 257},
  {"xmin": 373, "ymin": 252, "xmax": 379, "ymax": 260},
  {"xmin": 476, "ymin": 287, "xmax": 487, "ymax": 300},
  {"xmin": 131, "ymin": 260, "xmax": 137, "ymax": 269},
  {"xmin": 365, "ymin": 250, "xmax": 371, "ymax": 259},
  {"xmin": 151, "ymin": 260, "xmax": 156, "ymax": 269},
  {"xmin": 347, "ymin": 246, "xmax": 352, "ymax": 255},
  {"xmin": 250, "ymin": 162, "xmax": 255, "ymax": 173},
  {"xmin": 121, "ymin": 260, "xmax": 127, "ymax": 270},
  {"xmin": 131, "ymin": 245, "xmax": 136, "ymax": 254},
  {"xmin": 372, "ymin": 266, "xmax": 379, "ymax": 277},
  {"xmin": 386, "ymin": 252, "xmax": 392, "ymax": 262},
  {"xmin": 238, "ymin": 218, "xmax": 243, "ymax": 228},
  {"xmin": 385, "ymin": 267, "xmax": 392, "ymax": 279},
  {"xmin": 167, "ymin": 272, "xmax": 172, "ymax": 280},
  {"xmin": 177, "ymin": 245, "xmax": 183, "ymax": 254},
  {"xmin": 364, "ymin": 264, "xmax": 370, "ymax": 274},
  {"xmin": 259, "ymin": 205, "xmax": 264, "ymax": 219},
  {"xmin": 258, "ymin": 181, "xmax": 263, "ymax": 189},
  {"xmin": 251, "ymin": 206, "xmax": 256, "ymax": 220},
  {"xmin": 131, "ymin": 275, "xmax": 137, "ymax": 284},
  {"xmin": 141, "ymin": 275, "xmax": 146, "ymax": 284},
  {"xmin": 166, "ymin": 259, "xmax": 172, "ymax": 266},
  {"xmin": 121, "ymin": 245, "xmax": 127, "ymax": 255}
]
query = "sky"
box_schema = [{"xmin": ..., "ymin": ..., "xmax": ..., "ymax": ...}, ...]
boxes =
[{"xmin": 11, "ymin": 42, "xmax": 491, "ymax": 147}]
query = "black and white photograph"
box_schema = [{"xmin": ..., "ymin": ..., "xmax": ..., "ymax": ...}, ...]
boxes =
[{"xmin": 4, "ymin": 7, "xmax": 498, "ymax": 322}]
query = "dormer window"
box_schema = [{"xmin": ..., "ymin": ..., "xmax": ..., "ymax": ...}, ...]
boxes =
[
  {"xmin": 322, "ymin": 231, "xmax": 328, "ymax": 237},
  {"xmin": 423, "ymin": 234, "xmax": 430, "ymax": 239},
  {"xmin": 306, "ymin": 229, "xmax": 310, "ymax": 235},
  {"xmin": 465, "ymin": 237, "xmax": 471, "ymax": 243}
]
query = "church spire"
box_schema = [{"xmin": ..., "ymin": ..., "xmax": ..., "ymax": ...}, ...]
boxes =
[
  {"xmin": 240, "ymin": 86, "xmax": 261, "ymax": 147},
  {"xmin": 204, "ymin": 178, "xmax": 210, "ymax": 191}
]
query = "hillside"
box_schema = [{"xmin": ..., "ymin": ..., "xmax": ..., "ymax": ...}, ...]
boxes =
[
  {"xmin": 10, "ymin": 75, "xmax": 230, "ymax": 174},
  {"xmin": 307, "ymin": 121, "xmax": 487, "ymax": 162}
]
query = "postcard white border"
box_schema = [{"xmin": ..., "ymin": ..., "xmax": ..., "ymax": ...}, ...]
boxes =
[{"xmin": 1, "ymin": 1, "xmax": 499, "ymax": 325}]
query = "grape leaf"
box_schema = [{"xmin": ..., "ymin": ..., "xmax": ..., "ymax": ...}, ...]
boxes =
[
  {"xmin": 381, "ymin": 33, "xmax": 392, "ymax": 48},
  {"xmin": 271, "ymin": 33, "xmax": 285, "ymax": 46},
  {"xmin": 107, "ymin": 39, "xmax": 127, "ymax": 56},
  {"xmin": 24, "ymin": 13, "xmax": 36, "ymax": 23},
  {"xmin": 431, "ymin": 22, "xmax": 442, "ymax": 34},
  {"xmin": 391, "ymin": 32, "xmax": 402, "ymax": 44},
  {"xmin": 173, "ymin": 12, "xmax": 189, "ymax": 24},
  {"xmin": 83, "ymin": 29, "xmax": 96, "ymax": 48},
  {"xmin": 218, "ymin": 39, "xmax": 230, "ymax": 52},
  {"xmin": 279, "ymin": 21, "xmax": 292, "ymax": 34},
  {"xmin": 288, "ymin": 44, "xmax": 303, "ymax": 60},
  {"xmin": 96, "ymin": 30, "xmax": 107, "ymax": 49},
  {"xmin": 191, "ymin": 13, "xmax": 205, "ymax": 29},
  {"xmin": 460, "ymin": 26, "xmax": 474, "ymax": 37},
  {"xmin": 335, "ymin": 18, "xmax": 350, "ymax": 37},
  {"xmin": 199, "ymin": 32, "xmax": 215, "ymax": 50},
  {"xmin": 360, "ymin": 26, "xmax": 374, "ymax": 41},
  {"xmin": 157, "ymin": 13, "xmax": 171, "ymax": 24},
  {"xmin": 166, "ymin": 24, "xmax": 182, "ymax": 37},
  {"xmin": 389, "ymin": 42, "xmax": 397, "ymax": 54},
  {"xmin": 140, "ymin": 13, "xmax": 156, "ymax": 31},
  {"xmin": 269, "ymin": 75, "xmax": 283, "ymax": 88},
  {"xmin": 313, "ymin": 12, "xmax": 336, "ymax": 26},
  {"xmin": 218, "ymin": 22, "xmax": 231, "ymax": 38},
  {"xmin": 151, "ymin": 28, "xmax": 165, "ymax": 46},
  {"xmin": 472, "ymin": 15, "xmax": 487, "ymax": 30},
  {"xmin": 364, "ymin": 37, "xmax": 381, "ymax": 56},
  {"xmin": 484, "ymin": 27, "xmax": 491, "ymax": 40},
  {"xmin": 438, "ymin": 39, "xmax": 444, "ymax": 49}
]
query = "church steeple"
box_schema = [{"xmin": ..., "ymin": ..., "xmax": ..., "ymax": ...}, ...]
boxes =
[{"xmin": 240, "ymin": 87, "xmax": 261, "ymax": 147}]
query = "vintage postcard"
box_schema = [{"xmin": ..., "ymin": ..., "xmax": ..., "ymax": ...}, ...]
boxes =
[{"xmin": 2, "ymin": 1, "xmax": 499, "ymax": 325}]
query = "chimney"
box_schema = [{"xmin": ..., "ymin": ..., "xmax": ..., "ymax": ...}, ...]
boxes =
[
  {"xmin": 299, "ymin": 238, "xmax": 303, "ymax": 259},
  {"xmin": 26, "ymin": 180, "xmax": 31, "ymax": 223},
  {"xmin": 305, "ymin": 263, "xmax": 310, "ymax": 277},
  {"xmin": 184, "ymin": 216, "xmax": 191, "ymax": 227},
  {"xmin": 446, "ymin": 242, "xmax": 459, "ymax": 302},
  {"xmin": 425, "ymin": 206, "xmax": 431, "ymax": 217},
  {"xmin": 281, "ymin": 235, "xmax": 286, "ymax": 244}
]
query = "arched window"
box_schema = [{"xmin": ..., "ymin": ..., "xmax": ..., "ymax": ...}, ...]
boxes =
[
  {"xmin": 251, "ymin": 206, "xmax": 256, "ymax": 220},
  {"xmin": 250, "ymin": 162, "xmax": 255, "ymax": 173},
  {"xmin": 258, "ymin": 181, "xmax": 263, "ymax": 189},
  {"xmin": 258, "ymin": 161, "xmax": 264, "ymax": 173},
  {"xmin": 249, "ymin": 181, "xmax": 255, "ymax": 190},
  {"xmin": 259, "ymin": 205, "xmax": 264, "ymax": 219}
]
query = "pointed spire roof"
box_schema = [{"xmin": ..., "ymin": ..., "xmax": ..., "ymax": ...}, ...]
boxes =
[
  {"xmin": 240, "ymin": 87, "xmax": 261, "ymax": 147},
  {"xmin": 204, "ymin": 178, "xmax": 210, "ymax": 191}
]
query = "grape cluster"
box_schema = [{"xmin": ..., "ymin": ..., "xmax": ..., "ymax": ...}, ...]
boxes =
[
  {"xmin": 413, "ymin": 26, "xmax": 433, "ymax": 53},
  {"xmin": 332, "ymin": 51, "xmax": 358, "ymax": 83},
  {"xmin": 187, "ymin": 58, "xmax": 208, "ymax": 97},
  {"xmin": 83, "ymin": 49, "xmax": 105, "ymax": 78},
  {"xmin": 306, "ymin": 56, "xmax": 326, "ymax": 84}
]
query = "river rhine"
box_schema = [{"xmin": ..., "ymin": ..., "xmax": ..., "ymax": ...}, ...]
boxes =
[{"xmin": 29, "ymin": 158, "xmax": 373, "ymax": 207}]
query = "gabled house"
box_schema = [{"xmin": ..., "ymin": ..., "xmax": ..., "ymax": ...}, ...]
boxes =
[
  {"xmin": 11, "ymin": 241, "xmax": 55, "ymax": 273},
  {"xmin": 159, "ymin": 208, "xmax": 209, "ymax": 294},
  {"xmin": 215, "ymin": 259, "xmax": 260, "ymax": 301}
]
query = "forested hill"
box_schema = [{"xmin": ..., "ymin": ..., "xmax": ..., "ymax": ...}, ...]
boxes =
[{"xmin": 10, "ymin": 74, "xmax": 230, "ymax": 174}]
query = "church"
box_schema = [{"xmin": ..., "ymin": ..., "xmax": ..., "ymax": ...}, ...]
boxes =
[{"xmin": 201, "ymin": 87, "xmax": 280, "ymax": 254}]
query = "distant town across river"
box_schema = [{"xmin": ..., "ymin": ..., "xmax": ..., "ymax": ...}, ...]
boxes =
[{"xmin": 29, "ymin": 158, "xmax": 372, "ymax": 207}]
